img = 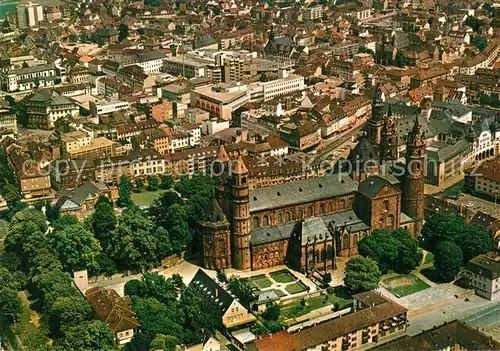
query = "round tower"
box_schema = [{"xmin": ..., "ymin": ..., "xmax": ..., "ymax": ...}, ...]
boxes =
[
  {"xmin": 231, "ymin": 155, "xmax": 251, "ymax": 270},
  {"xmin": 402, "ymin": 117, "xmax": 426, "ymax": 236}
]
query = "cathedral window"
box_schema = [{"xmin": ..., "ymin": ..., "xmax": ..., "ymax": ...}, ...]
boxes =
[
  {"xmin": 353, "ymin": 233, "xmax": 359, "ymax": 246},
  {"xmin": 253, "ymin": 217, "xmax": 260, "ymax": 228},
  {"xmin": 278, "ymin": 213, "xmax": 283, "ymax": 224},
  {"xmin": 387, "ymin": 215, "xmax": 395, "ymax": 230},
  {"xmin": 319, "ymin": 204, "xmax": 325, "ymax": 215},
  {"xmin": 286, "ymin": 212, "xmax": 291, "ymax": 222},
  {"xmin": 308, "ymin": 206, "xmax": 314, "ymax": 217},
  {"xmin": 298, "ymin": 209, "xmax": 304, "ymax": 219},
  {"xmin": 384, "ymin": 200, "xmax": 390, "ymax": 212},
  {"xmin": 342, "ymin": 234, "xmax": 349, "ymax": 249},
  {"xmin": 263, "ymin": 215, "xmax": 270, "ymax": 226},
  {"xmin": 340, "ymin": 199, "xmax": 346, "ymax": 210}
]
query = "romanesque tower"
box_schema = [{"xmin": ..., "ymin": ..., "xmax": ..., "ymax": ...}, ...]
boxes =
[
  {"xmin": 231, "ymin": 155, "xmax": 252, "ymax": 270},
  {"xmin": 214, "ymin": 144, "xmax": 232, "ymax": 216},
  {"xmin": 402, "ymin": 116, "xmax": 426, "ymax": 236},
  {"xmin": 379, "ymin": 107, "xmax": 399, "ymax": 164},
  {"xmin": 366, "ymin": 85, "xmax": 386, "ymax": 156}
]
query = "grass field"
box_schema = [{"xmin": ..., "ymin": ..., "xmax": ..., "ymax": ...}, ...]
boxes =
[
  {"xmin": 285, "ymin": 281, "xmax": 308, "ymax": 295},
  {"xmin": 130, "ymin": 190, "xmax": 167, "ymax": 207},
  {"xmin": 245, "ymin": 275, "xmax": 273, "ymax": 290},
  {"xmin": 270, "ymin": 270, "xmax": 296, "ymax": 283},
  {"xmin": 424, "ymin": 252, "xmax": 434, "ymax": 265},
  {"xmin": 280, "ymin": 291, "xmax": 353, "ymax": 321},
  {"xmin": 383, "ymin": 274, "xmax": 430, "ymax": 297}
]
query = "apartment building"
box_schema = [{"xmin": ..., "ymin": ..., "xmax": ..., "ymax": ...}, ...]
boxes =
[
  {"xmin": 253, "ymin": 291, "xmax": 407, "ymax": 351},
  {"xmin": 280, "ymin": 119, "xmax": 321, "ymax": 152},
  {"xmin": 94, "ymin": 155, "xmax": 133, "ymax": 184},
  {"xmin": 425, "ymin": 140, "xmax": 473, "ymax": 188},
  {"xmin": 122, "ymin": 51, "xmax": 166, "ymax": 74},
  {"xmin": 164, "ymin": 145, "xmax": 219, "ymax": 179},
  {"xmin": 317, "ymin": 96, "xmax": 371, "ymax": 138},
  {"xmin": 67, "ymin": 137, "xmax": 115, "ymax": 159},
  {"xmin": 464, "ymin": 156, "xmax": 500, "ymax": 202},
  {"xmin": 0, "ymin": 63, "xmax": 58, "ymax": 92},
  {"xmin": 61, "ymin": 131, "xmax": 92, "ymax": 155},
  {"xmin": 130, "ymin": 149, "xmax": 165, "ymax": 178},
  {"xmin": 302, "ymin": 5, "xmax": 323, "ymax": 20},
  {"xmin": 116, "ymin": 65, "xmax": 156, "ymax": 93},
  {"xmin": 7, "ymin": 147, "xmax": 52, "ymax": 200},
  {"xmin": 0, "ymin": 110, "xmax": 18, "ymax": 136},
  {"xmin": 464, "ymin": 254, "xmax": 500, "ymax": 301},
  {"xmin": 16, "ymin": 2, "xmax": 43, "ymax": 29},
  {"xmin": 21, "ymin": 90, "xmax": 79, "ymax": 130}
]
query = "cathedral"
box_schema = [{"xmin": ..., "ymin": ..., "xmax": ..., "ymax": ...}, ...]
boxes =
[{"xmin": 200, "ymin": 87, "xmax": 427, "ymax": 273}]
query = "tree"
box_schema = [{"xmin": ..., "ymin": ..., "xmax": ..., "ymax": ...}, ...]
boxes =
[
  {"xmin": 150, "ymin": 334, "xmax": 178, "ymax": 351},
  {"xmin": 473, "ymin": 36, "xmax": 488, "ymax": 51},
  {"xmin": 464, "ymin": 16, "xmax": 483, "ymax": 32},
  {"xmin": 58, "ymin": 320, "xmax": 116, "ymax": 351},
  {"xmin": 344, "ymin": 256, "xmax": 381, "ymax": 294},
  {"xmin": 111, "ymin": 207, "xmax": 171, "ymax": 271},
  {"xmin": 216, "ymin": 270, "xmax": 228, "ymax": 283},
  {"xmin": 135, "ymin": 178, "xmax": 144, "ymax": 191},
  {"xmin": 4, "ymin": 95, "xmax": 15, "ymax": 106},
  {"xmin": 47, "ymin": 224, "xmax": 102, "ymax": 274},
  {"xmin": 263, "ymin": 304, "xmax": 280, "ymax": 321},
  {"xmin": 52, "ymin": 214, "xmax": 79, "ymax": 231},
  {"xmin": 459, "ymin": 225, "xmax": 491, "ymax": 263},
  {"xmin": 357, "ymin": 229, "xmax": 398, "ymax": 274},
  {"xmin": 69, "ymin": 34, "xmax": 78, "ymax": 43},
  {"xmin": 160, "ymin": 174, "xmax": 174, "ymax": 189},
  {"xmin": 434, "ymin": 241, "xmax": 463, "ymax": 282},
  {"xmin": 228, "ymin": 276, "xmax": 254, "ymax": 306},
  {"xmin": 421, "ymin": 214, "xmax": 464, "ymax": 251},
  {"xmin": 391, "ymin": 228, "xmax": 421, "ymax": 273},
  {"xmin": 117, "ymin": 175, "xmax": 133, "ymax": 208},
  {"xmin": 123, "ymin": 273, "xmax": 178, "ymax": 305},
  {"xmin": 164, "ymin": 204, "xmax": 191, "ymax": 253},
  {"xmin": 91, "ymin": 200, "xmax": 117, "ymax": 247},
  {"xmin": 0, "ymin": 288, "xmax": 22, "ymax": 324},
  {"xmin": 323, "ymin": 272, "xmax": 332, "ymax": 284},
  {"xmin": 49, "ymin": 296, "xmax": 92, "ymax": 336},
  {"xmin": 118, "ymin": 23, "xmax": 129, "ymax": 42},
  {"xmin": 147, "ymin": 175, "xmax": 160, "ymax": 191}
]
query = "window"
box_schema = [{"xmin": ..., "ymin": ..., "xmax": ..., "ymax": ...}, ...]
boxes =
[
  {"xmin": 343, "ymin": 234, "xmax": 349, "ymax": 249},
  {"xmin": 263, "ymin": 216, "xmax": 269, "ymax": 226},
  {"xmin": 340, "ymin": 199, "xmax": 346, "ymax": 209},
  {"xmin": 253, "ymin": 217, "xmax": 260, "ymax": 228},
  {"xmin": 286, "ymin": 212, "xmax": 291, "ymax": 222},
  {"xmin": 298, "ymin": 209, "xmax": 304, "ymax": 219},
  {"xmin": 308, "ymin": 206, "xmax": 314, "ymax": 217},
  {"xmin": 319, "ymin": 204, "xmax": 325, "ymax": 215},
  {"xmin": 278, "ymin": 213, "xmax": 283, "ymax": 224}
]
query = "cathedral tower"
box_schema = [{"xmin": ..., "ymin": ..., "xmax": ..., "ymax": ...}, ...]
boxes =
[
  {"xmin": 366, "ymin": 85, "xmax": 386, "ymax": 156},
  {"xmin": 402, "ymin": 117, "xmax": 426, "ymax": 236},
  {"xmin": 379, "ymin": 107, "xmax": 399, "ymax": 164},
  {"xmin": 214, "ymin": 144, "xmax": 232, "ymax": 216},
  {"xmin": 231, "ymin": 155, "xmax": 251, "ymax": 270}
]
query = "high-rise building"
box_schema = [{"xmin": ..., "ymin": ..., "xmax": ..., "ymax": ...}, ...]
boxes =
[{"xmin": 16, "ymin": 2, "xmax": 43, "ymax": 29}]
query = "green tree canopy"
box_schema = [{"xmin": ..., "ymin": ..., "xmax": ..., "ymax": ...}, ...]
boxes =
[
  {"xmin": 58, "ymin": 320, "xmax": 116, "ymax": 351},
  {"xmin": 48, "ymin": 296, "xmax": 92, "ymax": 336},
  {"xmin": 421, "ymin": 214, "xmax": 464, "ymax": 250},
  {"xmin": 344, "ymin": 256, "xmax": 381, "ymax": 293},
  {"xmin": 124, "ymin": 272, "xmax": 179, "ymax": 306},
  {"xmin": 160, "ymin": 174, "xmax": 174, "ymax": 189},
  {"xmin": 117, "ymin": 175, "xmax": 134, "ymax": 208},
  {"xmin": 111, "ymin": 207, "xmax": 171, "ymax": 270},
  {"xmin": 47, "ymin": 224, "xmax": 102, "ymax": 274},
  {"xmin": 91, "ymin": 200, "xmax": 117, "ymax": 247},
  {"xmin": 434, "ymin": 241, "xmax": 463, "ymax": 282},
  {"xmin": 459, "ymin": 225, "xmax": 491, "ymax": 263},
  {"xmin": 147, "ymin": 175, "xmax": 160, "ymax": 191}
]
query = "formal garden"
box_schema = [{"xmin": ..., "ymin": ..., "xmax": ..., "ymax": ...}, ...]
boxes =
[{"xmin": 241, "ymin": 269, "xmax": 309, "ymax": 298}]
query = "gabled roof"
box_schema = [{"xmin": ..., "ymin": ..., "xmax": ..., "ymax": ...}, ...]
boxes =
[
  {"xmin": 85, "ymin": 286, "xmax": 140, "ymax": 333},
  {"xmin": 358, "ymin": 175, "xmax": 400, "ymax": 199},
  {"xmin": 189, "ymin": 269, "xmax": 235, "ymax": 313}
]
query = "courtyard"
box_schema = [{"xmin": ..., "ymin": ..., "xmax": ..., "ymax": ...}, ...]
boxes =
[{"xmin": 382, "ymin": 274, "xmax": 431, "ymax": 298}]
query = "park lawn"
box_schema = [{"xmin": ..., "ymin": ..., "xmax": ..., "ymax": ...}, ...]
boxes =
[
  {"xmin": 14, "ymin": 291, "xmax": 39, "ymax": 345},
  {"xmin": 246, "ymin": 275, "xmax": 273, "ymax": 290},
  {"xmin": 424, "ymin": 252, "xmax": 434, "ymax": 265},
  {"xmin": 280, "ymin": 293, "xmax": 353, "ymax": 321},
  {"xmin": 383, "ymin": 274, "xmax": 430, "ymax": 297},
  {"xmin": 285, "ymin": 281, "xmax": 308, "ymax": 295},
  {"xmin": 270, "ymin": 270, "xmax": 296, "ymax": 284},
  {"xmin": 130, "ymin": 189, "xmax": 167, "ymax": 207}
]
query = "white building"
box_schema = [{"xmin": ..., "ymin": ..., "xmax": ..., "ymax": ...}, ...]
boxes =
[
  {"xmin": 250, "ymin": 71, "xmax": 305, "ymax": 102},
  {"xmin": 302, "ymin": 5, "xmax": 323, "ymax": 21},
  {"xmin": 61, "ymin": 131, "xmax": 92, "ymax": 154},
  {"xmin": 465, "ymin": 255, "xmax": 500, "ymax": 301},
  {"xmin": 0, "ymin": 64, "xmax": 57, "ymax": 92},
  {"xmin": 89, "ymin": 100, "xmax": 130, "ymax": 115},
  {"xmin": 126, "ymin": 51, "xmax": 166, "ymax": 74},
  {"xmin": 17, "ymin": 2, "xmax": 43, "ymax": 29},
  {"xmin": 201, "ymin": 118, "xmax": 230, "ymax": 135}
]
